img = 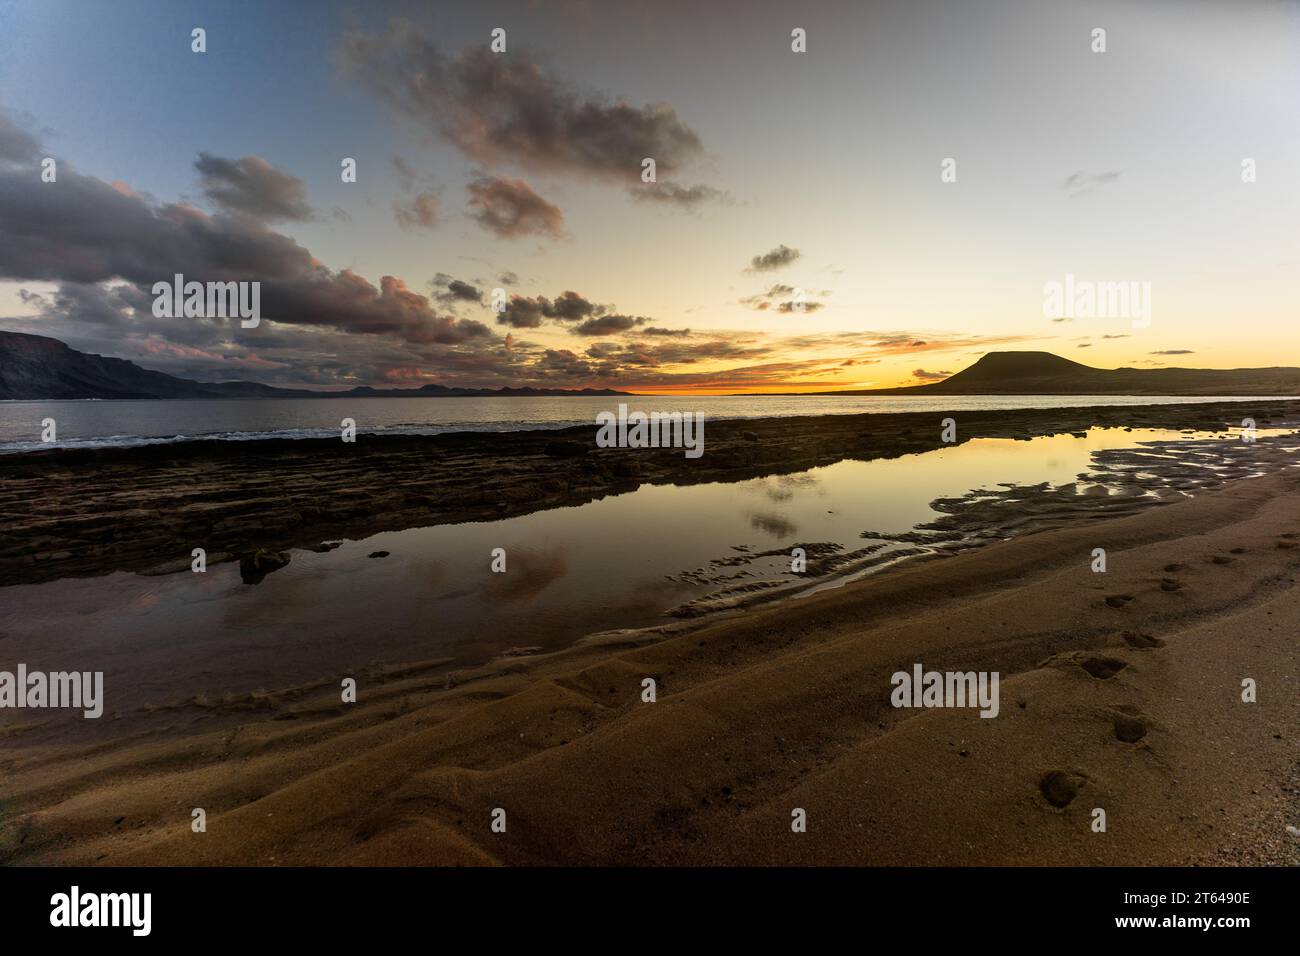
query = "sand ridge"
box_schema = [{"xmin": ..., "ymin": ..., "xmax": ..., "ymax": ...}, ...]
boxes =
[{"xmin": 2, "ymin": 466, "xmax": 1296, "ymax": 866}]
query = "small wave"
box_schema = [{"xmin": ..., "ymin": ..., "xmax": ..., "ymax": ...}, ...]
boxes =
[
  {"xmin": 0, "ymin": 420, "xmax": 587, "ymax": 454},
  {"xmin": 1, "ymin": 394, "xmax": 1292, "ymax": 454}
]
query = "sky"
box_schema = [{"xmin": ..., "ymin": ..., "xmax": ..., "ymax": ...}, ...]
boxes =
[{"xmin": 0, "ymin": 0, "xmax": 1297, "ymax": 393}]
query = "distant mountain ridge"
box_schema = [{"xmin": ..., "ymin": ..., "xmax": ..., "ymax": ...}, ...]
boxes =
[
  {"xmin": 5, "ymin": 333, "xmax": 1299, "ymax": 400},
  {"xmin": 0, "ymin": 331, "xmax": 631, "ymax": 400},
  {"xmin": 835, "ymin": 351, "xmax": 1300, "ymax": 397}
]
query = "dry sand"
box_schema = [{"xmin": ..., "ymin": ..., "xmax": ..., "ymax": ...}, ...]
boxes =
[{"xmin": 2, "ymin": 461, "xmax": 1297, "ymax": 866}]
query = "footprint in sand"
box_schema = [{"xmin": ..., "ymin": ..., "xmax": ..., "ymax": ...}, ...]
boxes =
[
  {"xmin": 1039, "ymin": 770, "xmax": 1086, "ymax": 808},
  {"xmin": 1111, "ymin": 710, "xmax": 1148, "ymax": 743},
  {"xmin": 1044, "ymin": 650, "xmax": 1132, "ymax": 678},
  {"xmin": 1211, "ymin": 555, "xmax": 1235, "ymax": 565},
  {"xmin": 1121, "ymin": 630, "xmax": 1166, "ymax": 649},
  {"xmin": 1077, "ymin": 655, "xmax": 1128, "ymax": 679},
  {"xmin": 1160, "ymin": 578, "xmax": 1184, "ymax": 592},
  {"xmin": 1163, "ymin": 563, "xmax": 1186, "ymax": 572},
  {"xmin": 1229, "ymin": 547, "xmax": 1247, "ymax": 554},
  {"xmin": 1277, "ymin": 540, "xmax": 1299, "ymax": 550},
  {"xmin": 1104, "ymin": 594, "xmax": 1135, "ymax": 608}
]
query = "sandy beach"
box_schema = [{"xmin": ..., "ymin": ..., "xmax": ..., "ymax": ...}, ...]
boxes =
[
  {"xmin": 1, "ymin": 399, "xmax": 1297, "ymax": 866},
  {"xmin": 9, "ymin": 2, "xmax": 1300, "ymax": 932}
]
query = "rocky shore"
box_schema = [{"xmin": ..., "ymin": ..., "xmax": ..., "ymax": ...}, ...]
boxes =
[{"xmin": 3, "ymin": 399, "xmax": 1298, "ymax": 587}]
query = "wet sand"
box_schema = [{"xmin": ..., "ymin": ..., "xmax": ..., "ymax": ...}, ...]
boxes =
[
  {"xmin": 2, "ymin": 448, "xmax": 1298, "ymax": 865},
  {"xmin": 3, "ymin": 397, "xmax": 1299, "ymax": 587}
]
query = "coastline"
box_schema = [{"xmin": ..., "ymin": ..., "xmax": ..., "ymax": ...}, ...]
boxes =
[
  {"xmin": 3, "ymin": 396, "xmax": 1299, "ymax": 587},
  {"xmin": 3, "ymin": 462, "xmax": 1297, "ymax": 865}
]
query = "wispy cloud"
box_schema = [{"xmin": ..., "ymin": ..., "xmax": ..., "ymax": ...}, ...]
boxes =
[
  {"xmin": 466, "ymin": 175, "xmax": 565, "ymax": 239},
  {"xmin": 393, "ymin": 191, "xmax": 439, "ymax": 231},
  {"xmin": 746, "ymin": 244, "xmax": 800, "ymax": 273},
  {"xmin": 338, "ymin": 21, "xmax": 704, "ymax": 183},
  {"xmin": 1062, "ymin": 170, "xmax": 1121, "ymax": 198}
]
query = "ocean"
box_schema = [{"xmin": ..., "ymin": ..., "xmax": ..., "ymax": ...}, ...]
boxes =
[{"xmin": 0, "ymin": 393, "xmax": 1284, "ymax": 452}]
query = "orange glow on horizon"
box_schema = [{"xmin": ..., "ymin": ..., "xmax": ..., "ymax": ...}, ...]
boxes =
[{"xmin": 613, "ymin": 379, "xmax": 896, "ymax": 396}]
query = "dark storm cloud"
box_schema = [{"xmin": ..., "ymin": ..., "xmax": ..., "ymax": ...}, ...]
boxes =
[
  {"xmin": 10, "ymin": 296, "xmax": 517, "ymax": 387},
  {"xmin": 431, "ymin": 274, "xmax": 483, "ymax": 306},
  {"xmin": 629, "ymin": 182, "xmax": 724, "ymax": 210},
  {"xmin": 496, "ymin": 290, "xmax": 601, "ymax": 328},
  {"xmin": 574, "ymin": 314, "xmax": 646, "ymax": 336},
  {"xmin": 0, "ymin": 116, "xmax": 491, "ymax": 349},
  {"xmin": 194, "ymin": 154, "xmax": 313, "ymax": 222},
  {"xmin": 546, "ymin": 290, "xmax": 599, "ymax": 321},
  {"xmin": 598, "ymin": 358, "xmax": 835, "ymax": 390},
  {"xmin": 911, "ymin": 369, "xmax": 950, "ymax": 381},
  {"xmin": 466, "ymin": 175, "xmax": 565, "ymax": 239},
  {"xmin": 1150, "ymin": 349, "xmax": 1194, "ymax": 355},
  {"xmin": 0, "ymin": 166, "xmax": 305, "ymax": 286},
  {"xmin": 39, "ymin": 281, "xmax": 142, "ymax": 326},
  {"xmin": 535, "ymin": 348, "xmax": 593, "ymax": 377},
  {"xmin": 393, "ymin": 191, "xmax": 439, "ymax": 230},
  {"xmin": 5, "ymin": 110, "xmax": 1022, "ymax": 395},
  {"xmin": 0, "ymin": 110, "xmax": 39, "ymax": 164},
  {"xmin": 260, "ymin": 272, "xmax": 493, "ymax": 344},
  {"xmin": 497, "ymin": 295, "xmax": 546, "ymax": 329},
  {"xmin": 581, "ymin": 336, "xmax": 772, "ymax": 369},
  {"xmin": 337, "ymin": 21, "xmax": 704, "ymax": 182},
  {"xmin": 746, "ymin": 244, "xmax": 800, "ymax": 273}
]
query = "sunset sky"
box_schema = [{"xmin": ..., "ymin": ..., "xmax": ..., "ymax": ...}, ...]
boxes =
[{"xmin": 1, "ymin": 0, "xmax": 1297, "ymax": 393}]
